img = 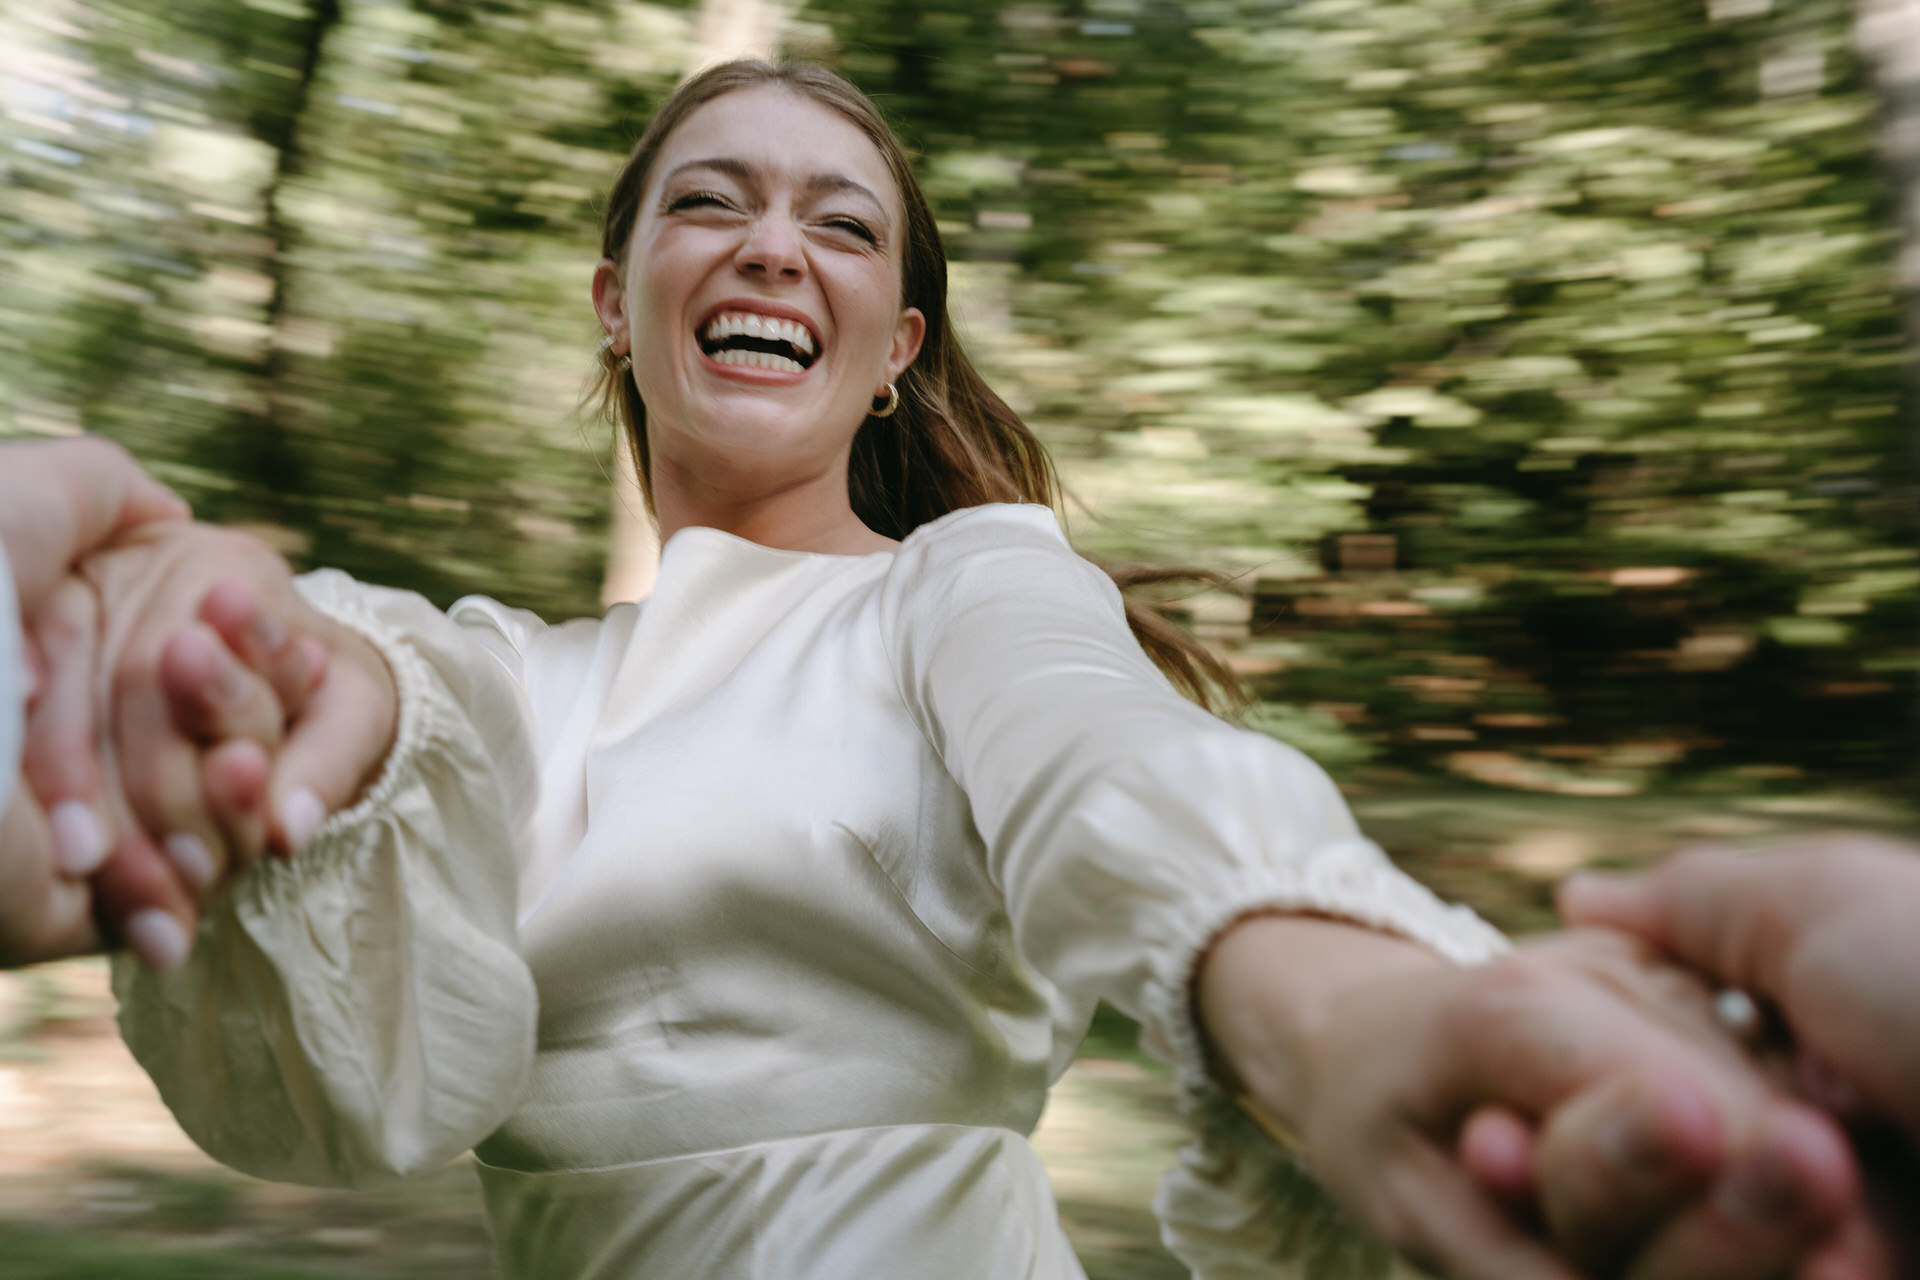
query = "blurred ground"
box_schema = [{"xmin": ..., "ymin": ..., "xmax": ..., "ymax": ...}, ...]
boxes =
[
  {"xmin": 0, "ymin": 786, "xmax": 1911, "ymax": 1279},
  {"xmin": 0, "ymin": 957, "xmax": 1190, "ymax": 1280}
]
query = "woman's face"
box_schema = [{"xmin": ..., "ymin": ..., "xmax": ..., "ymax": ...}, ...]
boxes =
[{"xmin": 594, "ymin": 86, "xmax": 925, "ymax": 494}]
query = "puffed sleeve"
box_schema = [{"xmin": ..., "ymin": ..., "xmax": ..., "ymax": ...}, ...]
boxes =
[
  {"xmin": 112, "ymin": 570, "xmax": 541, "ymax": 1190},
  {"xmin": 879, "ymin": 504, "xmax": 1508, "ymax": 1276},
  {"xmin": 0, "ymin": 545, "xmax": 20, "ymax": 818}
]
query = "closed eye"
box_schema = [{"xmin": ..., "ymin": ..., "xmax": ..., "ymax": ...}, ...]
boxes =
[
  {"xmin": 668, "ymin": 190, "xmax": 735, "ymax": 213},
  {"xmin": 824, "ymin": 216, "xmax": 879, "ymax": 245}
]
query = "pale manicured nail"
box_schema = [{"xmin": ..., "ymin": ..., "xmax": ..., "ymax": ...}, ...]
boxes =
[
  {"xmin": 278, "ymin": 788, "xmax": 327, "ymax": 853},
  {"xmin": 124, "ymin": 909, "xmax": 191, "ymax": 973},
  {"xmin": 250, "ymin": 610, "xmax": 288, "ymax": 654},
  {"xmin": 210, "ymin": 651, "xmax": 250, "ymax": 707},
  {"xmin": 163, "ymin": 833, "xmax": 218, "ymax": 895},
  {"xmin": 50, "ymin": 801, "xmax": 110, "ymax": 877}
]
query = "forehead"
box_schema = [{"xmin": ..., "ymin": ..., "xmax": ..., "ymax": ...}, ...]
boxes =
[{"xmin": 651, "ymin": 86, "xmax": 900, "ymax": 212}]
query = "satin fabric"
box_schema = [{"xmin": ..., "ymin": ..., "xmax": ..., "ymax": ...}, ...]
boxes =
[{"xmin": 117, "ymin": 504, "xmax": 1505, "ymax": 1279}]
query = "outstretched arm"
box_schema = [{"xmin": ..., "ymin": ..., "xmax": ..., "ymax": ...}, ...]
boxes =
[
  {"xmin": 5, "ymin": 438, "xmax": 536, "ymax": 1185},
  {"xmin": 882, "ymin": 505, "xmax": 1881, "ymax": 1279},
  {"xmin": 111, "ymin": 567, "xmax": 540, "ymax": 1188}
]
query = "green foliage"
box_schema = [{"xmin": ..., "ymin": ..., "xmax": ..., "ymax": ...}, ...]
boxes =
[
  {"xmin": 1, "ymin": 0, "xmax": 1910, "ymax": 783},
  {"xmin": 807, "ymin": 0, "xmax": 1915, "ymax": 784}
]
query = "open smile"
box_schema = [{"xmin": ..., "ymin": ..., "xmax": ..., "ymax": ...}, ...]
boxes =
[{"xmin": 695, "ymin": 304, "xmax": 822, "ymax": 376}]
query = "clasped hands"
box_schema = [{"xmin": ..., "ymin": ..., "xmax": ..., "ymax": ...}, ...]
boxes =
[
  {"xmin": 1, "ymin": 437, "xmax": 395, "ymax": 973},
  {"xmin": 3, "ymin": 438, "xmax": 1911, "ymax": 1279}
]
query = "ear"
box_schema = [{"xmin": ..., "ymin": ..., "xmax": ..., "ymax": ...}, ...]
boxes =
[
  {"xmin": 886, "ymin": 306, "xmax": 927, "ymax": 383},
  {"xmin": 591, "ymin": 259, "xmax": 630, "ymax": 355}
]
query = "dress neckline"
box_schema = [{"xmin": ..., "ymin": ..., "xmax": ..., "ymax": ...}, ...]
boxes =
[{"xmin": 661, "ymin": 524, "xmax": 901, "ymax": 564}]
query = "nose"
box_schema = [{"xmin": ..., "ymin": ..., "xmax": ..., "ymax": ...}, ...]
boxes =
[{"xmin": 735, "ymin": 212, "xmax": 805, "ymax": 280}]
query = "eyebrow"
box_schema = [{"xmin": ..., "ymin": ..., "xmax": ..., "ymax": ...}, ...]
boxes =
[{"xmin": 663, "ymin": 158, "xmax": 889, "ymax": 218}]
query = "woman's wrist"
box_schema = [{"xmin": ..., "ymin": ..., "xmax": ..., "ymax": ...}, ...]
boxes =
[
  {"xmin": 1195, "ymin": 912, "xmax": 1448, "ymax": 1152},
  {"xmin": 314, "ymin": 615, "xmax": 399, "ymax": 808}
]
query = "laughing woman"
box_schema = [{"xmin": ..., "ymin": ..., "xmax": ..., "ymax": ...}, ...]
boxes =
[{"xmin": 74, "ymin": 61, "xmax": 1873, "ymax": 1280}]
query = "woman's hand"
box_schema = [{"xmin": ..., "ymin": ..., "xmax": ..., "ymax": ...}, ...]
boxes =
[{"xmin": 1197, "ymin": 917, "xmax": 1874, "ymax": 1279}]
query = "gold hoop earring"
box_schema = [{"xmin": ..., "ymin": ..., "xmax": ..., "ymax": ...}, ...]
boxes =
[
  {"xmin": 870, "ymin": 382, "xmax": 899, "ymax": 418},
  {"xmin": 599, "ymin": 333, "xmax": 631, "ymax": 372}
]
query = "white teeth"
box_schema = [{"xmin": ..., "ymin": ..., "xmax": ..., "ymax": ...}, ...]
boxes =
[
  {"xmin": 699, "ymin": 311, "xmax": 817, "ymax": 357},
  {"xmin": 713, "ymin": 347, "xmax": 805, "ymax": 373}
]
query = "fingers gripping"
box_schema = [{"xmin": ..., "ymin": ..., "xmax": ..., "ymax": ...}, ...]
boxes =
[
  {"xmin": 21, "ymin": 577, "xmax": 204, "ymax": 971},
  {"xmin": 89, "ymin": 835, "xmax": 200, "ymax": 973},
  {"xmin": 1618, "ymin": 1105, "xmax": 1868, "ymax": 1280},
  {"xmin": 22, "ymin": 579, "xmax": 113, "ymax": 877},
  {"xmin": 1532, "ymin": 1070, "xmax": 1726, "ymax": 1272},
  {"xmin": 1459, "ymin": 1105, "xmax": 1541, "ymax": 1208},
  {"xmin": 1383, "ymin": 1142, "xmax": 1586, "ymax": 1280},
  {"xmin": 160, "ymin": 622, "xmax": 288, "ymax": 748},
  {"xmin": 198, "ymin": 579, "xmax": 326, "ymax": 717},
  {"xmin": 146, "ymin": 583, "xmax": 320, "ymax": 873},
  {"xmin": 184, "ymin": 578, "xmax": 351, "ymax": 855},
  {"xmin": 1441, "ymin": 936, "xmax": 1869, "ymax": 1279},
  {"xmin": 1560, "ymin": 849, "xmax": 1789, "ymax": 999}
]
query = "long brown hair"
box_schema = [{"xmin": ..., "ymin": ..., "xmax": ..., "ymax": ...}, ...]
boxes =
[{"xmin": 588, "ymin": 59, "xmax": 1241, "ymax": 711}]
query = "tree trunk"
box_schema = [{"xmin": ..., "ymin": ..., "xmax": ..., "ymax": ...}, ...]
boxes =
[
  {"xmin": 599, "ymin": 0, "xmax": 790, "ymax": 607},
  {"xmin": 1852, "ymin": 0, "xmax": 1920, "ymax": 773},
  {"xmin": 236, "ymin": 0, "xmax": 343, "ymax": 529}
]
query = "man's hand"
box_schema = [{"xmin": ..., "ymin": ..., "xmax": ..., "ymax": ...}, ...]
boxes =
[
  {"xmin": 1199, "ymin": 917, "xmax": 1877, "ymax": 1280},
  {"xmin": 1561, "ymin": 837, "xmax": 1920, "ymax": 1147},
  {"xmin": 0, "ymin": 436, "xmax": 189, "ymax": 615},
  {"xmin": 0, "ymin": 437, "xmax": 189, "ymax": 968},
  {"xmin": 1546, "ymin": 838, "xmax": 1920, "ymax": 1275}
]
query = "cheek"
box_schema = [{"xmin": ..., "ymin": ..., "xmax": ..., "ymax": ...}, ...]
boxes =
[
  {"xmin": 842, "ymin": 270, "xmax": 908, "ymax": 358},
  {"xmin": 627, "ymin": 273, "xmax": 682, "ymax": 356}
]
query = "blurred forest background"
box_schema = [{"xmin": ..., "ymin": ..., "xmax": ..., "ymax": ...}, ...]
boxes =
[
  {"xmin": 1, "ymin": 0, "xmax": 1918, "ymax": 1275},
  {"xmin": 3, "ymin": 0, "xmax": 1917, "ymax": 791}
]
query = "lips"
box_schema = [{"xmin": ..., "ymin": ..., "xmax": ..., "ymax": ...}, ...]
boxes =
[{"xmin": 695, "ymin": 303, "xmax": 822, "ymax": 374}]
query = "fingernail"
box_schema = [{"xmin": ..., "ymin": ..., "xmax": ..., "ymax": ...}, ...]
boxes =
[
  {"xmin": 211, "ymin": 652, "xmax": 250, "ymax": 706},
  {"xmin": 50, "ymin": 801, "xmax": 110, "ymax": 877},
  {"xmin": 250, "ymin": 610, "xmax": 287, "ymax": 653},
  {"xmin": 278, "ymin": 788, "xmax": 327, "ymax": 853},
  {"xmin": 163, "ymin": 833, "xmax": 218, "ymax": 895},
  {"xmin": 124, "ymin": 910, "xmax": 191, "ymax": 973},
  {"xmin": 1716, "ymin": 1145, "xmax": 1806, "ymax": 1228},
  {"xmin": 1598, "ymin": 1107, "xmax": 1672, "ymax": 1181}
]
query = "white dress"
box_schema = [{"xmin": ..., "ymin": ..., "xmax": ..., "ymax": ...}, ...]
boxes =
[{"xmin": 114, "ymin": 503, "xmax": 1505, "ymax": 1279}]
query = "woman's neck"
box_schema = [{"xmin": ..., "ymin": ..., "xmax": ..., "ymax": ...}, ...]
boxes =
[{"xmin": 650, "ymin": 462, "xmax": 896, "ymax": 556}]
